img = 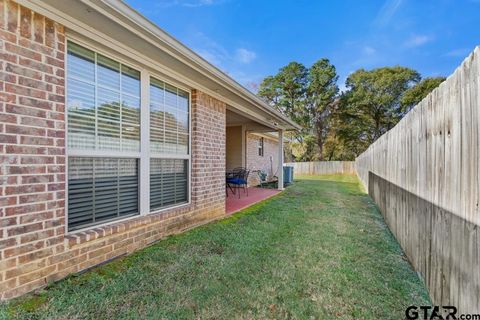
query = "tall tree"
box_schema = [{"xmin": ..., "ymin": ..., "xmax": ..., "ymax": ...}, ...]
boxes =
[
  {"xmin": 258, "ymin": 60, "xmax": 338, "ymax": 161},
  {"xmin": 340, "ymin": 66, "xmax": 421, "ymax": 145},
  {"xmin": 257, "ymin": 75, "xmax": 280, "ymax": 107},
  {"xmin": 307, "ymin": 59, "xmax": 338, "ymax": 160},
  {"xmin": 275, "ymin": 62, "xmax": 309, "ymax": 127},
  {"xmin": 400, "ymin": 76, "xmax": 446, "ymax": 113},
  {"xmin": 258, "ymin": 62, "xmax": 311, "ymax": 160},
  {"xmin": 258, "ymin": 62, "xmax": 442, "ymax": 161}
]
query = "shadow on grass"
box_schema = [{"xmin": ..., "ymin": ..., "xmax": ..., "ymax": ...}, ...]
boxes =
[{"xmin": 1, "ymin": 174, "xmax": 431, "ymax": 320}]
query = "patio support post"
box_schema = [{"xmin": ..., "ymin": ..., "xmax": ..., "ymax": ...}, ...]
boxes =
[{"xmin": 277, "ymin": 129, "xmax": 284, "ymax": 190}]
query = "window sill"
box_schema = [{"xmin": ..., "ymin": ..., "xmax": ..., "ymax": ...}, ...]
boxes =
[{"xmin": 65, "ymin": 202, "xmax": 193, "ymax": 248}]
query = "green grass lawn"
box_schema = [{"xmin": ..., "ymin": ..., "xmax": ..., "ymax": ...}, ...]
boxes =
[{"xmin": 0, "ymin": 175, "xmax": 430, "ymax": 319}]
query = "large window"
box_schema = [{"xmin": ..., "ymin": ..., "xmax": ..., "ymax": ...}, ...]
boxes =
[
  {"xmin": 67, "ymin": 42, "xmax": 190, "ymax": 231},
  {"xmin": 149, "ymin": 78, "xmax": 190, "ymax": 210},
  {"xmin": 67, "ymin": 42, "xmax": 140, "ymax": 152}
]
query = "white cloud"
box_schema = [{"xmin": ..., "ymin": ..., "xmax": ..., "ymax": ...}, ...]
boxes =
[
  {"xmin": 444, "ymin": 48, "xmax": 471, "ymax": 58},
  {"xmin": 362, "ymin": 46, "xmax": 376, "ymax": 56},
  {"xmin": 195, "ymin": 48, "xmax": 223, "ymax": 65},
  {"xmin": 191, "ymin": 32, "xmax": 229, "ymax": 67},
  {"xmin": 234, "ymin": 48, "xmax": 257, "ymax": 64},
  {"xmin": 404, "ymin": 34, "xmax": 432, "ymax": 48},
  {"xmin": 188, "ymin": 32, "xmax": 259, "ymax": 90},
  {"xmin": 192, "ymin": 33, "xmax": 257, "ymax": 67},
  {"xmin": 374, "ymin": 0, "xmax": 403, "ymax": 26},
  {"xmin": 338, "ymin": 82, "xmax": 348, "ymax": 93}
]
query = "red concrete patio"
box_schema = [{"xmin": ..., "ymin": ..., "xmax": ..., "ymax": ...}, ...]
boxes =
[{"xmin": 226, "ymin": 187, "xmax": 281, "ymax": 215}]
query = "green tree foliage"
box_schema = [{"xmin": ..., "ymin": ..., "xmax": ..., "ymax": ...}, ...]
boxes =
[
  {"xmin": 341, "ymin": 66, "xmax": 421, "ymax": 142},
  {"xmin": 259, "ymin": 62, "xmax": 309, "ymax": 126},
  {"xmin": 322, "ymin": 99, "xmax": 361, "ymax": 161},
  {"xmin": 259, "ymin": 61, "xmax": 444, "ymax": 161},
  {"xmin": 258, "ymin": 60, "xmax": 338, "ymax": 161},
  {"xmin": 307, "ymin": 59, "xmax": 339, "ymax": 160},
  {"xmin": 400, "ymin": 76, "xmax": 446, "ymax": 113},
  {"xmin": 326, "ymin": 66, "xmax": 421, "ymax": 160}
]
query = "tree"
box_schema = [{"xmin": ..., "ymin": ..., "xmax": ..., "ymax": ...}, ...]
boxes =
[
  {"xmin": 258, "ymin": 62, "xmax": 308, "ymax": 122},
  {"xmin": 307, "ymin": 59, "xmax": 339, "ymax": 160},
  {"xmin": 320, "ymin": 98, "xmax": 360, "ymax": 161},
  {"xmin": 258, "ymin": 60, "xmax": 338, "ymax": 161},
  {"xmin": 400, "ymin": 76, "xmax": 445, "ymax": 113},
  {"xmin": 258, "ymin": 62, "xmax": 311, "ymax": 161},
  {"xmin": 340, "ymin": 66, "xmax": 420, "ymax": 147},
  {"xmin": 259, "ymin": 61, "xmax": 443, "ymax": 161},
  {"xmin": 257, "ymin": 76, "xmax": 280, "ymax": 107}
]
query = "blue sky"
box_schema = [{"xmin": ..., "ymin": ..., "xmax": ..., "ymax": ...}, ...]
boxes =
[{"xmin": 126, "ymin": 0, "xmax": 480, "ymax": 92}]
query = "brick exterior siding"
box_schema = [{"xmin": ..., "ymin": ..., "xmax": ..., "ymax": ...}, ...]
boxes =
[
  {"xmin": 0, "ymin": 0, "xmax": 66, "ymax": 300},
  {"xmin": 0, "ymin": 1, "xmax": 227, "ymax": 300},
  {"xmin": 246, "ymin": 133, "xmax": 279, "ymax": 186}
]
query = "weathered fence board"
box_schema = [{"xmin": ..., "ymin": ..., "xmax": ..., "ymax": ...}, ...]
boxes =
[
  {"xmin": 355, "ymin": 47, "xmax": 480, "ymax": 313},
  {"xmin": 285, "ymin": 161, "xmax": 355, "ymax": 175}
]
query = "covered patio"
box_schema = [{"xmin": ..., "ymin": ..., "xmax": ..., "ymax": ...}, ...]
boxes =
[
  {"xmin": 225, "ymin": 109, "xmax": 288, "ymax": 186},
  {"xmin": 225, "ymin": 108, "xmax": 288, "ymax": 214},
  {"xmin": 226, "ymin": 187, "xmax": 281, "ymax": 215}
]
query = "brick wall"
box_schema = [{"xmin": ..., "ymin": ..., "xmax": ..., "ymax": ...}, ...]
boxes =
[
  {"xmin": 191, "ymin": 90, "xmax": 226, "ymax": 220},
  {"xmin": 0, "ymin": 1, "xmax": 227, "ymax": 300},
  {"xmin": 0, "ymin": 0, "xmax": 66, "ymax": 300},
  {"xmin": 246, "ymin": 133, "xmax": 279, "ymax": 186}
]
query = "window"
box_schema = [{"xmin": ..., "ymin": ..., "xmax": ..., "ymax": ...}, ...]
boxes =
[
  {"xmin": 68, "ymin": 158, "xmax": 138, "ymax": 231},
  {"xmin": 149, "ymin": 78, "xmax": 190, "ymax": 210},
  {"xmin": 67, "ymin": 42, "xmax": 141, "ymax": 230},
  {"xmin": 67, "ymin": 42, "xmax": 140, "ymax": 152},
  {"xmin": 66, "ymin": 42, "xmax": 190, "ymax": 231},
  {"xmin": 150, "ymin": 78, "xmax": 189, "ymax": 155},
  {"xmin": 150, "ymin": 159, "xmax": 188, "ymax": 209},
  {"xmin": 258, "ymin": 137, "xmax": 264, "ymax": 156}
]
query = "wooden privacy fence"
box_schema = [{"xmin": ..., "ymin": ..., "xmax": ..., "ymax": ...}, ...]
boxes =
[
  {"xmin": 355, "ymin": 47, "xmax": 480, "ymax": 313},
  {"xmin": 285, "ymin": 161, "xmax": 355, "ymax": 175}
]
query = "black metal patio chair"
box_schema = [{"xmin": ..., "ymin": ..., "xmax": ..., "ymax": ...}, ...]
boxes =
[{"xmin": 226, "ymin": 167, "xmax": 250, "ymax": 198}]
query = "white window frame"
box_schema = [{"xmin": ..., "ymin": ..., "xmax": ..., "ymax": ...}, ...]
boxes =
[
  {"xmin": 65, "ymin": 37, "xmax": 192, "ymax": 234},
  {"xmin": 148, "ymin": 76, "xmax": 191, "ymax": 213},
  {"xmin": 258, "ymin": 137, "xmax": 264, "ymax": 157}
]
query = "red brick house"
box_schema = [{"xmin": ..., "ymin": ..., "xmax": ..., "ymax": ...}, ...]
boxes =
[{"xmin": 0, "ymin": 0, "xmax": 299, "ymax": 300}]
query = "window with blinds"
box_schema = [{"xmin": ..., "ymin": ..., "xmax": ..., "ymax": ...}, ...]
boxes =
[
  {"xmin": 150, "ymin": 78, "xmax": 189, "ymax": 155},
  {"xmin": 68, "ymin": 158, "xmax": 139, "ymax": 231},
  {"xmin": 67, "ymin": 42, "xmax": 140, "ymax": 152},
  {"xmin": 67, "ymin": 42, "xmax": 141, "ymax": 230},
  {"xmin": 150, "ymin": 77, "xmax": 190, "ymax": 211},
  {"xmin": 150, "ymin": 159, "xmax": 188, "ymax": 210},
  {"xmin": 66, "ymin": 41, "xmax": 191, "ymax": 230}
]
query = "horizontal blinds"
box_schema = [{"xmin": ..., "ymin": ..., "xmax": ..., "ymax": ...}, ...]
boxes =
[
  {"xmin": 66, "ymin": 41, "xmax": 192, "ymax": 231},
  {"xmin": 67, "ymin": 42, "xmax": 141, "ymax": 153},
  {"xmin": 150, "ymin": 78, "xmax": 189, "ymax": 155},
  {"xmin": 68, "ymin": 157, "xmax": 139, "ymax": 231},
  {"xmin": 150, "ymin": 159, "xmax": 188, "ymax": 210}
]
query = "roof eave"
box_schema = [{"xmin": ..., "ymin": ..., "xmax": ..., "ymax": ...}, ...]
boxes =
[
  {"xmin": 98, "ymin": 0, "xmax": 301, "ymax": 131},
  {"xmin": 16, "ymin": 0, "xmax": 301, "ymax": 131}
]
